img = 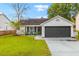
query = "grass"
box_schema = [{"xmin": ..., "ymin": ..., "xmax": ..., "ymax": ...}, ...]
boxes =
[{"xmin": 0, "ymin": 35, "xmax": 51, "ymax": 56}]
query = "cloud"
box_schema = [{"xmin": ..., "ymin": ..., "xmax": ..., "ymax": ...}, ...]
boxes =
[{"xmin": 34, "ymin": 5, "xmax": 49, "ymax": 11}]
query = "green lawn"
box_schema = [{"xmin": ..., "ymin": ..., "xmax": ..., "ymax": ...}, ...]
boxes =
[{"xmin": 0, "ymin": 35, "xmax": 51, "ymax": 56}]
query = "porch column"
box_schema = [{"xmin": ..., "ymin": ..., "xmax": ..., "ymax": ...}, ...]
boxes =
[
  {"xmin": 28, "ymin": 27, "xmax": 30, "ymax": 34},
  {"xmin": 25, "ymin": 26, "xmax": 27, "ymax": 35},
  {"xmin": 33, "ymin": 26, "xmax": 35, "ymax": 34},
  {"xmin": 33, "ymin": 27, "xmax": 35, "ymax": 34},
  {"xmin": 32, "ymin": 26, "xmax": 34, "ymax": 34},
  {"xmin": 36, "ymin": 27, "xmax": 38, "ymax": 35}
]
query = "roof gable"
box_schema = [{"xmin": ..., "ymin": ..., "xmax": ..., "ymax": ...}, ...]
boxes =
[{"xmin": 40, "ymin": 15, "xmax": 74, "ymax": 26}]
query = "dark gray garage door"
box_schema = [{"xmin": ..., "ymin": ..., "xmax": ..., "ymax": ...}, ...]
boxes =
[{"xmin": 45, "ymin": 26, "xmax": 71, "ymax": 37}]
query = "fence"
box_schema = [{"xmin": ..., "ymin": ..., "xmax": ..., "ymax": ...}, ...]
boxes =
[{"xmin": 0, "ymin": 30, "xmax": 16, "ymax": 35}]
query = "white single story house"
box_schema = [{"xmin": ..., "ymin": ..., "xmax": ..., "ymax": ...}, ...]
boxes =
[
  {"xmin": 0, "ymin": 12, "xmax": 75, "ymax": 37},
  {"xmin": 20, "ymin": 15, "xmax": 75, "ymax": 37}
]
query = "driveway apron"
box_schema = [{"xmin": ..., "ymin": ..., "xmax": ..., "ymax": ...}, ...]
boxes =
[{"xmin": 45, "ymin": 38, "xmax": 79, "ymax": 56}]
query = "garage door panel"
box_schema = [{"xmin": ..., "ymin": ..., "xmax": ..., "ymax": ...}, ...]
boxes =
[{"xmin": 45, "ymin": 26, "xmax": 71, "ymax": 37}]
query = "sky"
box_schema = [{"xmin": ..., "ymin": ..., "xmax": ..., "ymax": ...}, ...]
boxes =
[{"xmin": 0, "ymin": 3, "xmax": 51, "ymax": 21}]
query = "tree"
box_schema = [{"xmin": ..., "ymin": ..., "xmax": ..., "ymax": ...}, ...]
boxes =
[
  {"xmin": 9, "ymin": 21, "xmax": 21, "ymax": 30},
  {"xmin": 48, "ymin": 3, "xmax": 79, "ymax": 22},
  {"xmin": 11, "ymin": 3, "xmax": 28, "ymax": 29},
  {"xmin": 8, "ymin": 20, "xmax": 21, "ymax": 35}
]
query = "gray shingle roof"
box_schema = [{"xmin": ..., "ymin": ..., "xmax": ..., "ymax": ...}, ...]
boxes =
[{"xmin": 20, "ymin": 18, "xmax": 48, "ymax": 25}]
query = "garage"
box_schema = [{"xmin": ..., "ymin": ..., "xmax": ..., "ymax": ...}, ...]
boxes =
[
  {"xmin": 41, "ymin": 15, "xmax": 75, "ymax": 37},
  {"xmin": 45, "ymin": 26, "xmax": 71, "ymax": 37}
]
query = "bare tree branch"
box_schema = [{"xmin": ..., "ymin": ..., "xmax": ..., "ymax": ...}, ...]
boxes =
[
  {"xmin": 11, "ymin": 3, "xmax": 28, "ymax": 29},
  {"xmin": 11, "ymin": 3, "xmax": 28, "ymax": 21}
]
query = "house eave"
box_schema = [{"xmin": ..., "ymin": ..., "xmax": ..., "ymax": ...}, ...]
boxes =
[{"xmin": 21, "ymin": 25, "xmax": 41, "ymax": 27}]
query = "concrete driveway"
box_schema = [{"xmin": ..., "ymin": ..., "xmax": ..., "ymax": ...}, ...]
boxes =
[{"xmin": 45, "ymin": 38, "xmax": 79, "ymax": 56}]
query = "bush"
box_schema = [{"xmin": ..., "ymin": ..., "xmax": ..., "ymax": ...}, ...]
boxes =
[{"xmin": 76, "ymin": 31, "xmax": 79, "ymax": 40}]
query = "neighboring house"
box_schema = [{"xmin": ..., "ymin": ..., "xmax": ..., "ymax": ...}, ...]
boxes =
[
  {"xmin": 0, "ymin": 12, "xmax": 15, "ymax": 35},
  {"xmin": 20, "ymin": 15, "xmax": 75, "ymax": 37}
]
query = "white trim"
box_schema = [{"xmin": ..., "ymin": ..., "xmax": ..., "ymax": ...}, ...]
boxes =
[
  {"xmin": 42, "ymin": 26, "xmax": 45, "ymax": 37},
  {"xmin": 40, "ymin": 15, "xmax": 74, "ymax": 26},
  {"xmin": 71, "ymin": 26, "xmax": 74, "ymax": 37}
]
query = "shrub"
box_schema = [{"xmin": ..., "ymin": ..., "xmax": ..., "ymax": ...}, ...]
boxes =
[{"xmin": 76, "ymin": 31, "xmax": 79, "ymax": 40}]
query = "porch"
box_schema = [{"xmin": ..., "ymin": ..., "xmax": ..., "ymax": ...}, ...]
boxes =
[{"xmin": 24, "ymin": 26, "xmax": 42, "ymax": 35}]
